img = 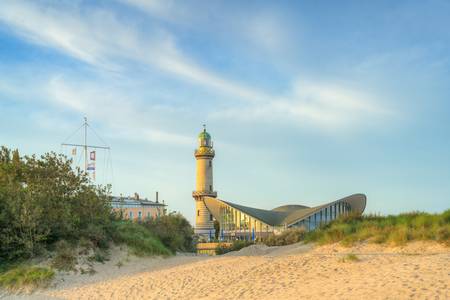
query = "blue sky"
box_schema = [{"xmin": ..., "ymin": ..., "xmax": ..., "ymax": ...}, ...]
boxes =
[{"xmin": 1, "ymin": 0, "xmax": 449, "ymax": 223}]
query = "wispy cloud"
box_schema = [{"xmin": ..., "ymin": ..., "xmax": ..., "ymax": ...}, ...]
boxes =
[
  {"xmin": 0, "ymin": 1, "xmax": 264, "ymax": 102},
  {"xmin": 211, "ymin": 79, "xmax": 392, "ymax": 130},
  {"xmin": 0, "ymin": 0, "xmax": 391, "ymax": 134},
  {"xmin": 45, "ymin": 76, "xmax": 191, "ymax": 146}
]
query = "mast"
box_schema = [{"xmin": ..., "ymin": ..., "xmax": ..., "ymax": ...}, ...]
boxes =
[{"xmin": 61, "ymin": 117, "xmax": 111, "ymax": 177}]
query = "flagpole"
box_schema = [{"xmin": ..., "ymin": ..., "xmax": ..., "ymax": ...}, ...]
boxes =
[{"xmin": 62, "ymin": 117, "xmax": 110, "ymax": 182}]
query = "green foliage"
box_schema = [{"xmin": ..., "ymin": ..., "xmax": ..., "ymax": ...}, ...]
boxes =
[
  {"xmin": 0, "ymin": 146, "xmax": 194, "ymax": 269},
  {"xmin": 0, "ymin": 265, "xmax": 54, "ymax": 292},
  {"xmin": 88, "ymin": 249, "xmax": 110, "ymax": 264},
  {"xmin": 143, "ymin": 213, "xmax": 195, "ymax": 253},
  {"xmin": 264, "ymin": 228, "xmax": 307, "ymax": 246},
  {"xmin": 305, "ymin": 210, "xmax": 450, "ymax": 246},
  {"xmin": 215, "ymin": 240, "xmax": 253, "ymax": 255},
  {"xmin": 0, "ymin": 147, "xmax": 113, "ymax": 263},
  {"xmin": 111, "ymin": 221, "xmax": 171, "ymax": 256}
]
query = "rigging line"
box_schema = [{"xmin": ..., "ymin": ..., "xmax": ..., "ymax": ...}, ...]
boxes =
[
  {"xmin": 62, "ymin": 123, "xmax": 85, "ymax": 144},
  {"xmin": 86, "ymin": 123, "xmax": 109, "ymax": 147}
]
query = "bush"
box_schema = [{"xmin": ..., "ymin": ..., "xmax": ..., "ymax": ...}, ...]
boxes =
[
  {"xmin": 88, "ymin": 249, "xmax": 110, "ymax": 264},
  {"xmin": 264, "ymin": 228, "xmax": 306, "ymax": 246},
  {"xmin": 51, "ymin": 240, "xmax": 77, "ymax": 271},
  {"xmin": 143, "ymin": 213, "xmax": 195, "ymax": 253},
  {"xmin": 111, "ymin": 221, "xmax": 171, "ymax": 256},
  {"xmin": 0, "ymin": 147, "xmax": 114, "ymax": 264},
  {"xmin": 0, "ymin": 266, "xmax": 54, "ymax": 292}
]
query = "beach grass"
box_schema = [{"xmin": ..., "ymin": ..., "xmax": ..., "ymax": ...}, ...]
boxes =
[
  {"xmin": 305, "ymin": 209, "xmax": 450, "ymax": 246},
  {"xmin": 264, "ymin": 228, "xmax": 307, "ymax": 246},
  {"xmin": 216, "ymin": 240, "xmax": 254, "ymax": 255},
  {"xmin": 0, "ymin": 265, "xmax": 54, "ymax": 292},
  {"xmin": 112, "ymin": 221, "xmax": 172, "ymax": 257}
]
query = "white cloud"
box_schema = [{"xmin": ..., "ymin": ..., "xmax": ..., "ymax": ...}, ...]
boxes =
[
  {"xmin": 211, "ymin": 79, "xmax": 392, "ymax": 130},
  {"xmin": 0, "ymin": 1, "xmax": 392, "ymax": 133},
  {"xmin": 0, "ymin": 1, "xmax": 265, "ymax": 102},
  {"xmin": 46, "ymin": 76, "xmax": 191, "ymax": 146}
]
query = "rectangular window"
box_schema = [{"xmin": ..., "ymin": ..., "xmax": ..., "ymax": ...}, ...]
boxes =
[
  {"xmin": 197, "ymin": 210, "xmax": 200, "ymax": 216},
  {"xmin": 209, "ymin": 185, "xmax": 212, "ymax": 191},
  {"xmin": 210, "ymin": 214, "xmax": 213, "ymax": 221},
  {"xmin": 138, "ymin": 211, "xmax": 142, "ymax": 220},
  {"xmin": 129, "ymin": 211, "xmax": 133, "ymax": 219}
]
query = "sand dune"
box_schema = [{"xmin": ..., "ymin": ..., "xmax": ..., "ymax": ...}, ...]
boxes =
[{"xmin": 44, "ymin": 242, "xmax": 449, "ymax": 300}]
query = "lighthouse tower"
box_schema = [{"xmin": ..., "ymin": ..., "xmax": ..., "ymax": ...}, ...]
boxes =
[{"xmin": 192, "ymin": 125, "xmax": 217, "ymax": 238}]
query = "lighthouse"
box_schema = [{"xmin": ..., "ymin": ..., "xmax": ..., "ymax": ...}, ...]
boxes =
[{"xmin": 192, "ymin": 125, "xmax": 216, "ymax": 238}]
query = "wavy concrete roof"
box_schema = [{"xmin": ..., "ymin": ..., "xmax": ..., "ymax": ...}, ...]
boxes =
[{"xmin": 203, "ymin": 194, "xmax": 367, "ymax": 227}]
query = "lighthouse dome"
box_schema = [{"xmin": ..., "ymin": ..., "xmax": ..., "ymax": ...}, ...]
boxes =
[
  {"xmin": 198, "ymin": 127, "xmax": 212, "ymax": 147},
  {"xmin": 198, "ymin": 130, "xmax": 211, "ymax": 140}
]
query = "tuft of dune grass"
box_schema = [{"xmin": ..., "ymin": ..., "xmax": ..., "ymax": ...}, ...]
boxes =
[
  {"xmin": 339, "ymin": 253, "xmax": 360, "ymax": 263},
  {"xmin": 112, "ymin": 221, "xmax": 172, "ymax": 257},
  {"xmin": 304, "ymin": 209, "xmax": 450, "ymax": 247},
  {"xmin": 0, "ymin": 265, "xmax": 54, "ymax": 293}
]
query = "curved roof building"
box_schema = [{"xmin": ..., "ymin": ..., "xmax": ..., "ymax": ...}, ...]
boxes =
[{"xmin": 192, "ymin": 127, "xmax": 367, "ymax": 240}]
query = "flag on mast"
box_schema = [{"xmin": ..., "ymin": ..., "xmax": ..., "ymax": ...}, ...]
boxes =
[{"xmin": 90, "ymin": 151, "xmax": 96, "ymax": 161}]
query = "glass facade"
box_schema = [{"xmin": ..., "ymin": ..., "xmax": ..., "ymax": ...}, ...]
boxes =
[
  {"xmin": 217, "ymin": 204, "xmax": 275, "ymax": 240},
  {"xmin": 289, "ymin": 201, "xmax": 352, "ymax": 230},
  {"xmin": 215, "ymin": 200, "xmax": 354, "ymax": 241}
]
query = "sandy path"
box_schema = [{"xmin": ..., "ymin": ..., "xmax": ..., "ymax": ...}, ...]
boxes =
[{"xmin": 48, "ymin": 242, "xmax": 450, "ymax": 300}]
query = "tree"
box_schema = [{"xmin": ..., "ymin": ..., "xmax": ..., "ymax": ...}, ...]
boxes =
[{"xmin": 0, "ymin": 147, "xmax": 113, "ymax": 263}]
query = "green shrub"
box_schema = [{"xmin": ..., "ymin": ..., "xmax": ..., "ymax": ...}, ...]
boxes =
[
  {"xmin": 111, "ymin": 221, "xmax": 171, "ymax": 256},
  {"xmin": 0, "ymin": 266, "xmax": 54, "ymax": 292},
  {"xmin": 143, "ymin": 213, "xmax": 195, "ymax": 253},
  {"xmin": 0, "ymin": 147, "xmax": 114, "ymax": 264},
  {"xmin": 88, "ymin": 249, "xmax": 110, "ymax": 264}
]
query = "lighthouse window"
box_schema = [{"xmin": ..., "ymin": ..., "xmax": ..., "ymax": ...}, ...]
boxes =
[
  {"xmin": 197, "ymin": 210, "xmax": 200, "ymax": 217},
  {"xmin": 209, "ymin": 185, "xmax": 212, "ymax": 191},
  {"xmin": 209, "ymin": 161, "xmax": 212, "ymax": 167},
  {"xmin": 210, "ymin": 214, "xmax": 213, "ymax": 221}
]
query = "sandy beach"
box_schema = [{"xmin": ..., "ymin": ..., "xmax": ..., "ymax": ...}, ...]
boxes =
[{"xmin": 24, "ymin": 242, "xmax": 447, "ymax": 300}]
